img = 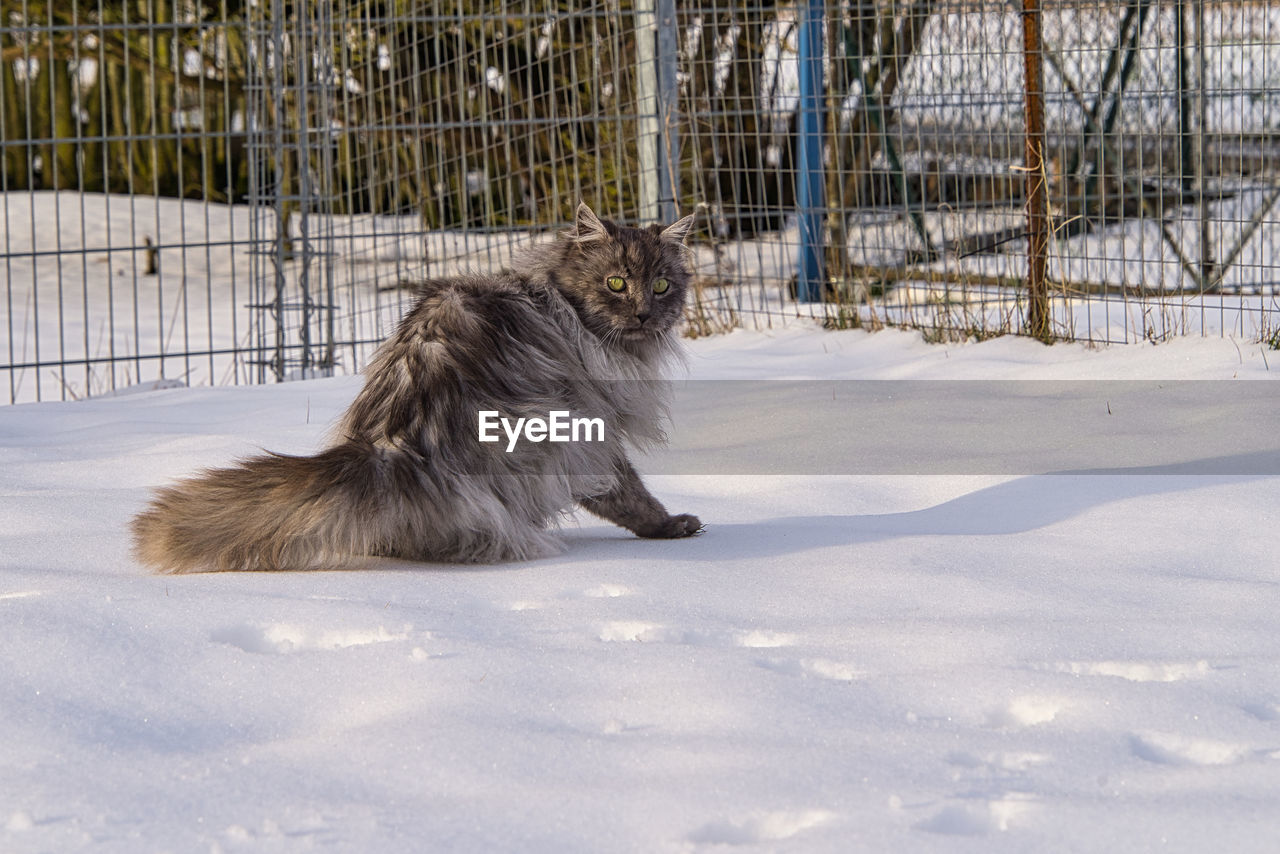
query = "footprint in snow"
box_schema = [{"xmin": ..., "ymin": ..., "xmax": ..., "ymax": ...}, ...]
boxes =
[
  {"xmin": 595, "ymin": 622, "xmax": 866, "ymax": 685},
  {"xmin": 1241, "ymin": 701, "xmax": 1280, "ymax": 722},
  {"xmin": 687, "ymin": 809, "xmax": 835, "ymax": 846},
  {"xmin": 985, "ymin": 696, "xmax": 1062, "ymax": 729},
  {"xmin": 596, "ymin": 620, "xmax": 799, "ymax": 650},
  {"xmin": 1055, "ymin": 659, "xmax": 1210, "ymax": 683},
  {"xmin": 756, "ymin": 657, "xmax": 865, "ymax": 682},
  {"xmin": 1129, "ymin": 731, "xmax": 1258, "ymax": 767},
  {"xmin": 945, "ymin": 750, "xmax": 1052, "ymax": 773},
  {"xmin": 211, "ymin": 622, "xmax": 412, "ymax": 654},
  {"xmin": 505, "ymin": 583, "xmax": 633, "ymax": 612},
  {"xmin": 914, "ymin": 796, "xmax": 1034, "ymax": 836},
  {"xmin": 597, "ymin": 620, "xmax": 674, "ymax": 643},
  {"xmin": 733, "ymin": 629, "xmax": 797, "ymax": 649},
  {"xmin": 582, "ymin": 583, "xmax": 633, "ymax": 598}
]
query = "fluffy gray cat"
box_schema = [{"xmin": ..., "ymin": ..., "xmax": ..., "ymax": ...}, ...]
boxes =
[{"xmin": 132, "ymin": 204, "xmax": 702, "ymax": 572}]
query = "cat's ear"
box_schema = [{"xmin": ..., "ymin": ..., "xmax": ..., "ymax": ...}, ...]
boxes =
[
  {"xmin": 660, "ymin": 213, "xmax": 696, "ymax": 245},
  {"xmin": 572, "ymin": 202, "xmax": 610, "ymax": 243}
]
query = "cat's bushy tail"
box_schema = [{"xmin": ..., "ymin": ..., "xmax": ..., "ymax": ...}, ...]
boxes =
[
  {"xmin": 132, "ymin": 439, "xmax": 568, "ymax": 573},
  {"xmin": 132, "ymin": 441, "xmax": 396, "ymax": 573}
]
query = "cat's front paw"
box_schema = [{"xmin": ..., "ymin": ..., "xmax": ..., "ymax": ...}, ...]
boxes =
[{"xmin": 638, "ymin": 513, "xmax": 703, "ymax": 539}]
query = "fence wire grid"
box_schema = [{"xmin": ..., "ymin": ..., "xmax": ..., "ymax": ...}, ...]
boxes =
[{"xmin": 2, "ymin": 0, "xmax": 1278, "ymax": 403}]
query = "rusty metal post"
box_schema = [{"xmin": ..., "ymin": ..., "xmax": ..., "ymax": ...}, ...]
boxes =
[{"xmin": 1022, "ymin": 0, "xmax": 1051, "ymax": 341}]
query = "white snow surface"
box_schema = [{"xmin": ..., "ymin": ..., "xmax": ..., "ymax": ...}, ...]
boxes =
[{"xmin": 3, "ymin": 326, "xmax": 1280, "ymax": 853}]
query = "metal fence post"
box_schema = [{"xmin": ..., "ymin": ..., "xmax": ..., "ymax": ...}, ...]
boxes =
[
  {"xmin": 795, "ymin": 0, "xmax": 826, "ymax": 302},
  {"xmin": 636, "ymin": 0, "xmax": 659, "ymax": 222},
  {"xmin": 636, "ymin": 0, "xmax": 679, "ymax": 224},
  {"xmin": 1022, "ymin": 0, "xmax": 1051, "ymax": 341},
  {"xmin": 656, "ymin": 0, "xmax": 679, "ymax": 223},
  {"xmin": 1184, "ymin": 0, "xmax": 1212, "ymax": 286}
]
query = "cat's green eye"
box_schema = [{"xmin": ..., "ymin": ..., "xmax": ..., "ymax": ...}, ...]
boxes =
[
  {"xmin": 652, "ymin": 278, "xmax": 670, "ymax": 295},
  {"xmin": 606, "ymin": 276, "xmax": 627, "ymax": 293}
]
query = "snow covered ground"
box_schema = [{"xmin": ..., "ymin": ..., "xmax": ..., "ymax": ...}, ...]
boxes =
[{"xmin": 3, "ymin": 325, "xmax": 1280, "ymax": 853}]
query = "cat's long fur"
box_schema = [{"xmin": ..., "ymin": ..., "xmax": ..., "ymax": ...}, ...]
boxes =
[{"xmin": 132, "ymin": 204, "xmax": 701, "ymax": 572}]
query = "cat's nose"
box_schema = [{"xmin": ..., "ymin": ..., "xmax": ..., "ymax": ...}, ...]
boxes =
[{"xmin": 636, "ymin": 310, "xmax": 651, "ymax": 324}]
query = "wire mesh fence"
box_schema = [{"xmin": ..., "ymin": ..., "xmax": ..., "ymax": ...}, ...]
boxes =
[{"xmin": 2, "ymin": 0, "xmax": 1278, "ymax": 403}]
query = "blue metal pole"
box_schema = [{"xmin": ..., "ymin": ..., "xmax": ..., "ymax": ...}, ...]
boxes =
[{"xmin": 795, "ymin": 0, "xmax": 826, "ymax": 302}]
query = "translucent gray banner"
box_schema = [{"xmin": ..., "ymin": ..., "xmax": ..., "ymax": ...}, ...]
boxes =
[{"xmin": 636, "ymin": 381, "xmax": 1280, "ymax": 476}]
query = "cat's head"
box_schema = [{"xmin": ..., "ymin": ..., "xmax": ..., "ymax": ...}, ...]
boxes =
[{"xmin": 552, "ymin": 203, "xmax": 695, "ymax": 346}]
